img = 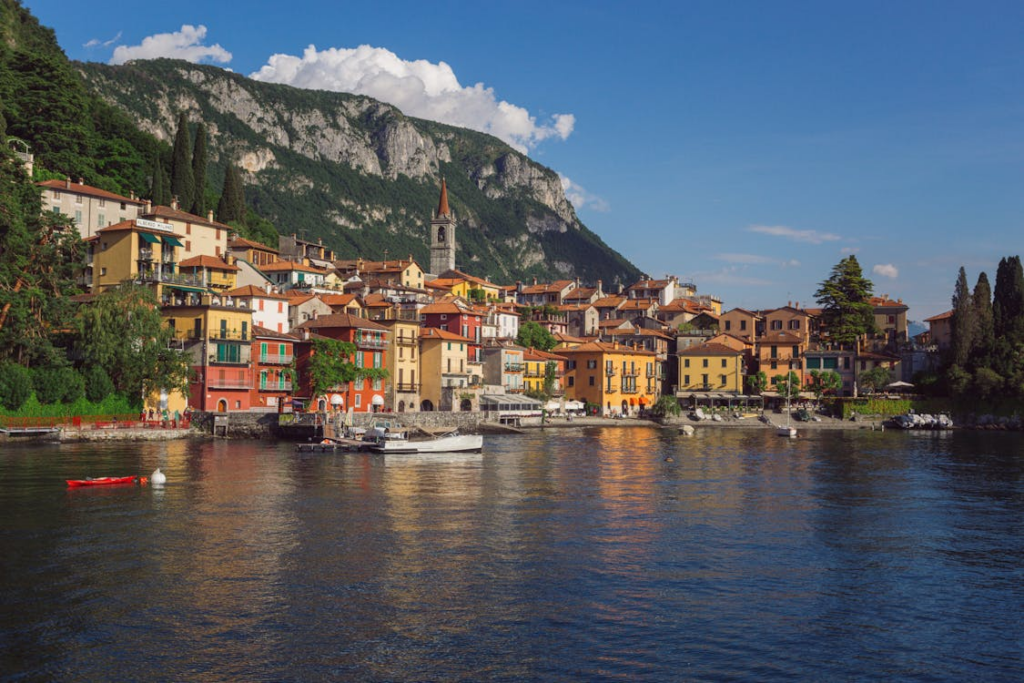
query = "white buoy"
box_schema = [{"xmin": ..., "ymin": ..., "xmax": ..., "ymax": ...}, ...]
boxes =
[{"xmin": 150, "ymin": 468, "xmax": 167, "ymax": 485}]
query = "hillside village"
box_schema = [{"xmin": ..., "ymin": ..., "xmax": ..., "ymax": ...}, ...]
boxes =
[{"xmin": 38, "ymin": 172, "xmax": 938, "ymax": 419}]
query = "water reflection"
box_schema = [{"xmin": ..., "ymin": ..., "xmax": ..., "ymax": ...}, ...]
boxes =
[{"xmin": 1, "ymin": 430, "xmax": 1022, "ymax": 680}]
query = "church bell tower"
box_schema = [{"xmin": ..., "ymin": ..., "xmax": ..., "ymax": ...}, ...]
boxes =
[{"xmin": 430, "ymin": 178, "xmax": 456, "ymax": 275}]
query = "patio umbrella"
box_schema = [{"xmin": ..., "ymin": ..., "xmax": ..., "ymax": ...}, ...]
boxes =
[{"xmin": 887, "ymin": 381, "xmax": 914, "ymax": 389}]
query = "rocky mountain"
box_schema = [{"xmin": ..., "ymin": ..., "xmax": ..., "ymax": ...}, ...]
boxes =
[{"xmin": 77, "ymin": 59, "xmax": 641, "ymax": 285}]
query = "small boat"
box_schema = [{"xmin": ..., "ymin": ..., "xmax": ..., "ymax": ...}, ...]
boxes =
[
  {"xmin": 367, "ymin": 429, "xmax": 483, "ymax": 454},
  {"xmin": 777, "ymin": 425, "xmax": 797, "ymax": 438},
  {"xmin": 66, "ymin": 475, "xmax": 137, "ymax": 488}
]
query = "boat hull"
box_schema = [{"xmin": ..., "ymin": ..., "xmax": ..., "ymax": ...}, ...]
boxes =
[
  {"xmin": 67, "ymin": 476, "xmax": 137, "ymax": 488},
  {"xmin": 370, "ymin": 434, "xmax": 483, "ymax": 454}
]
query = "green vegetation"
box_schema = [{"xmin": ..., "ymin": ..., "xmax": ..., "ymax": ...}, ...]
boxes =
[
  {"xmin": 517, "ymin": 321, "xmax": 557, "ymax": 351},
  {"xmin": 806, "ymin": 369, "xmax": 842, "ymax": 399},
  {"xmin": 307, "ymin": 338, "xmax": 389, "ymax": 397},
  {"xmin": 814, "ymin": 256, "xmax": 876, "ymax": 347},
  {"xmin": 650, "ymin": 394, "xmax": 682, "ymax": 418},
  {"xmin": 857, "ymin": 366, "xmax": 893, "ymax": 394},
  {"xmin": 772, "ymin": 371, "xmax": 801, "ymax": 400},
  {"xmin": 745, "ymin": 371, "xmax": 767, "ymax": 395}
]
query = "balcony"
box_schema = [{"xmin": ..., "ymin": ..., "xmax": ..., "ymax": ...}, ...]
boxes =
[
  {"xmin": 356, "ymin": 334, "xmax": 388, "ymax": 349},
  {"xmin": 258, "ymin": 353, "xmax": 293, "ymax": 365},
  {"xmin": 504, "ymin": 386, "xmax": 525, "ymax": 394},
  {"xmin": 209, "ymin": 352, "xmax": 251, "ymax": 365},
  {"xmin": 605, "ymin": 386, "xmax": 618, "ymax": 394},
  {"xmin": 394, "ymin": 382, "xmax": 420, "ymax": 393},
  {"xmin": 605, "ymin": 368, "xmax": 617, "ymax": 376},
  {"xmin": 137, "ymin": 248, "xmax": 153, "ymax": 261},
  {"xmin": 505, "ymin": 363, "xmax": 524, "ymax": 372},
  {"xmin": 137, "ymin": 269, "xmax": 204, "ymax": 287},
  {"xmin": 395, "ymin": 335, "xmax": 418, "ymax": 346},
  {"xmin": 207, "ymin": 378, "xmax": 251, "ymax": 389},
  {"xmin": 210, "ymin": 329, "xmax": 250, "ymax": 341},
  {"xmin": 623, "ymin": 369, "xmax": 640, "ymax": 377},
  {"xmin": 621, "ymin": 387, "xmax": 639, "ymax": 394},
  {"xmin": 259, "ymin": 381, "xmax": 292, "ymax": 391}
]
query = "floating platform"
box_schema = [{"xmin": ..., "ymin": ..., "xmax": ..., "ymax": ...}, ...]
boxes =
[{"xmin": 295, "ymin": 437, "xmax": 368, "ymax": 453}]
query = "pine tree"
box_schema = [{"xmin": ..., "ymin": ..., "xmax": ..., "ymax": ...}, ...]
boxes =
[
  {"xmin": 169, "ymin": 112, "xmax": 194, "ymax": 211},
  {"xmin": 216, "ymin": 165, "xmax": 246, "ymax": 224},
  {"xmin": 190, "ymin": 123, "xmax": 208, "ymax": 215},
  {"xmin": 950, "ymin": 267, "xmax": 976, "ymax": 369},
  {"xmin": 814, "ymin": 256, "xmax": 876, "ymax": 347},
  {"xmin": 973, "ymin": 271, "xmax": 994, "ymax": 368}
]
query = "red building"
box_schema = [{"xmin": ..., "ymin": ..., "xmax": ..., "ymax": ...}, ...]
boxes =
[
  {"xmin": 293, "ymin": 313, "xmax": 389, "ymax": 412},
  {"xmin": 420, "ymin": 299, "xmax": 484, "ymax": 363},
  {"xmin": 251, "ymin": 326, "xmax": 296, "ymax": 412}
]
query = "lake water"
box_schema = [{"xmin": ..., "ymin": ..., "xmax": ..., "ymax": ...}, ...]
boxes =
[{"xmin": 1, "ymin": 427, "xmax": 1022, "ymax": 681}]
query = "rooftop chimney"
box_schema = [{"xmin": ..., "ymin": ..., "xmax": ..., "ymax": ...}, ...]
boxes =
[
  {"xmin": 207, "ymin": 210, "xmax": 214, "ymax": 222},
  {"xmin": 65, "ymin": 176, "xmax": 71, "ymax": 189},
  {"xmin": 77, "ymin": 177, "xmax": 83, "ymax": 185},
  {"xmin": 171, "ymin": 195, "xmax": 179, "ymax": 211},
  {"xmin": 144, "ymin": 199, "xmax": 152, "ymax": 214}
]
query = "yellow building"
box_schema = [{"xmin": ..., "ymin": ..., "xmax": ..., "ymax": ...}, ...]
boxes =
[
  {"xmin": 178, "ymin": 255, "xmax": 240, "ymax": 291},
  {"xmin": 419, "ymin": 327, "xmax": 471, "ymax": 412},
  {"xmin": 676, "ymin": 342, "xmax": 745, "ymax": 394},
  {"xmin": 427, "ymin": 269, "xmax": 503, "ymax": 302},
  {"xmin": 90, "ymin": 219, "xmax": 188, "ymax": 299},
  {"xmin": 523, "ymin": 348, "xmax": 567, "ymax": 396},
  {"xmin": 141, "ymin": 201, "xmax": 232, "ymax": 262},
  {"xmin": 379, "ymin": 317, "xmax": 421, "ymax": 413},
  {"xmin": 559, "ymin": 341, "xmax": 658, "ymax": 416}
]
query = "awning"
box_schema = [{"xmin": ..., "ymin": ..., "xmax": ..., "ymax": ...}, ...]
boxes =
[
  {"xmin": 161, "ymin": 236, "xmax": 185, "ymax": 247},
  {"xmin": 164, "ymin": 284, "xmax": 207, "ymax": 293},
  {"xmin": 138, "ymin": 232, "xmax": 160, "ymax": 244},
  {"xmin": 330, "ymin": 394, "xmax": 344, "ymax": 405},
  {"xmin": 638, "ymin": 396, "xmax": 648, "ymax": 405}
]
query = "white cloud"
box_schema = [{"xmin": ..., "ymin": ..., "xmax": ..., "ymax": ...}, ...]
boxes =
[
  {"xmin": 715, "ymin": 253, "xmax": 801, "ymax": 268},
  {"xmin": 873, "ymin": 263, "xmax": 899, "ymax": 279},
  {"xmin": 250, "ymin": 44, "xmax": 574, "ymax": 152},
  {"xmin": 84, "ymin": 31, "xmax": 122, "ymax": 49},
  {"xmin": 694, "ymin": 266, "xmax": 775, "ymax": 287},
  {"xmin": 559, "ymin": 175, "xmax": 609, "ymax": 213},
  {"xmin": 110, "ymin": 25, "xmax": 232, "ymax": 66},
  {"xmin": 748, "ymin": 224, "xmax": 841, "ymax": 244}
]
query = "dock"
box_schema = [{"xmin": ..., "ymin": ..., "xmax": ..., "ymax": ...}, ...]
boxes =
[{"xmin": 295, "ymin": 437, "xmax": 368, "ymax": 453}]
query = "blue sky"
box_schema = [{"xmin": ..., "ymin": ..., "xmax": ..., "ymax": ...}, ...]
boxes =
[{"xmin": 25, "ymin": 0, "xmax": 1024, "ymax": 320}]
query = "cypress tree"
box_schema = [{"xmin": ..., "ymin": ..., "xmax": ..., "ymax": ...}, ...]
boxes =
[
  {"xmin": 169, "ymin": 112, "xmax": 194, "ymax": 211},
  {"xmin": 158, "ymin": 164, "xmax": 172, "ymax": 206},
  {"xmin": 150, "ymin": 154, "xmax": 164, "ymax": 204},
  {"xmin": 994, "ymin": 256, "xmax": 1024, "ymax": 342},
  {"xmin": 950, "ymin": 267, "xmax": 976, "ymax": 369},
  {"xmin": 973, "ymin": 272, "xmax": 994, "ymax": 368},
  {"xmin": 190, "ymin": 123, "xmax": 208, "ymax": 215},
  {"xmin": 217, "ymin": 164, "xmax": 246, "ymax": 224}
]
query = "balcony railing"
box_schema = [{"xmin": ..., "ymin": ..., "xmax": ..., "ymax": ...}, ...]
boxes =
[
  {"xmin": 356, "ymin": 334, "xmax": 388, "ymax": 349},
  {"xmin": 209, "ymin": 353, "xmax": 251, "ymax": 365},
  {"xmin": 504, "ymin": 386, "xmax": 525, "ymax": 394},
  {"xmin": 137, "ymin": 270, "xmax": 204, "ymax": 287},
  {"xmin": 259, "ymin": 381, "xmax": 292, "ymax": 391},
  {"xmin": 505, "ymin": 363, "xmax": 524, "ymax": 372},
  {"xmin": 137, "ymin": 248, "xmax": 153, "ymax": 261},
  {"xmin": 207, "ymin": 378, "xmax": 251, "ymax": 389},
  {"xmin": 209, "ymin": 330, "xmax": 249, "ymax": 341},
  {"xmin": 394, "ymin": 382, "xmax": 420, "ymax": 393},
  {"xmin": 258, "ymin": 353, "xmax": 293, "ymax": 365},
  {"xmin": 621, "ymin": 387, "xmax": 639, "ymax": 394},
  {"xmin": 623, "ymin": 369, "xmax": 640, "ymax": 377},
  {"xmin": 605, "ymin": 386, "xmax": 618, "ymax": 394},
  {"xmin": 605, "ymin": 368, "xmax": 617, "ymax": 376},
  {"xmin": 395, "ymin": 336, "xmax": 418, "ymax": 346}
]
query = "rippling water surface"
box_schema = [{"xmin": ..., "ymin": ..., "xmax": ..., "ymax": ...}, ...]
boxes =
[{"xmin": 2, "ymin": 427, "xmax": 1023, "ymax": 681}]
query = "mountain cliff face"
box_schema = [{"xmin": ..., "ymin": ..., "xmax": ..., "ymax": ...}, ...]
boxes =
[{"xmin": 78, "ymin": 59, "xmax": 640, "ymax": 285}]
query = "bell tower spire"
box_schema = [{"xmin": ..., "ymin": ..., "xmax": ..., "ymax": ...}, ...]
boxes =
[{"xmin": 430, "ymin": 178, "xmax": 456, "ymax": 275}]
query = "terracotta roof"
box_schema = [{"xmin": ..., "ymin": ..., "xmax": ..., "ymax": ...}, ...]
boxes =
[
  {"xmin": 620, "ymin": 298, "xmax": 658, "ymax": 311},
  {"xmin": 556, "ymin": 341, "xmax": 656, "ymax": 356},
  {"xmin": 228, "ymin": 236, "xmax": 278, "ymax": 253},
  {"xmin": 222, "ymin": 285, "xmax": 288, "ymax": 299},
  {"xmin": 258, "ymin": 260, "xmax": 326, "ymax": 274},
  {"xmin": 523, "ymin": 347, "xmax": 567, "ymax": 362},
  {"xmin": 711, "ymin": 332, "xmax": 754, "ymax": 346},
  {"xmin": 563, "ymin": 287, "xmax": 597, "ymax": 301},
  {"xmin": 143, "ymin": 205, "xmax": 231, "ymax": 230},
  {"xmin": 361, "ymin": 293, "xmax": 391, "ymax": 307},
  {"xmin": 420, "ymin": 327, "xmax": 472, "ymax": 342},
  {"xmin": 678, "ymin": 342, "xmax": 743, "ymax": 356},
  {"xmin": 592, "ymin": 296, "xmax": 626, "ymax": 308},
  {"xmin": 420, "ymin": 301, "xmax": 478, "ymax": 316},
  {"xmin": 520, "ymin": 280, "xmax": 575, "ymax": 295},
  {"xmin": 287, "ymin": 294, "xmax": 317, "ymax": 306},
  {"xmin": 759, "ymin": 331, "xmax": 805, "ymax": 344},
  {"xmin": 627, "ymin": 278, "xmax": 672, "ymax": 291},
  {"xmin": 553, "ymin": 332, "xmax": 586, "ymax": 344},
  {"xmin": 605, "ymin": 328, "xmax": 673, "ymax": 340},
  {"xmin": 179, "ymin": 255, "xmax": 240, "ymax": 271},
  {"xmin": 870, "ymin": 296, "xmax": 908, "ymax": 309},
  {"xmin": 765, "ymin": 305, "xmax": 811, "ymax": 317},
  {"xmin": 319, "ymin": 293, "xmax": 359, "ymax": 307},
  {"xmin": 94, "ymin": 219, "xmax": 186, "ymax": 240},
  {"xmin": 38, "ymin": 180, "xmax": 144, "ymax": 205},
  {"xmin": 598, "ymin": 319, "xmax": 630, "ymax": 328},
  {"xmin": 252, "ymin": 325, "xmax": 297, "ymax": 340},
  {"xmin": 724, "ymin": 307, "xmax": 762, "ymax": 318},
  {"xmin": 294, "ymin": 313, "xmax": 388, "ymax": 331},
  {"xmin": 925, "ymin": 310, "xmax": 953, "ymax": 322}
]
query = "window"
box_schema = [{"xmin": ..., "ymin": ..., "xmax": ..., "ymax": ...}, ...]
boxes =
[
  {"xmin": 792, "ymin": 345, "xmax": 799, "ymax": 357},
  {"xmin": 684, "ymin": 359, "xmax": 690, "ymax": 368},
  {"xmin": 684, "ymin": 374, "xmax": 690, "ymax": 384},
  {"xmin": 53, "ymin": 190, "xmax": 61, "ymax": 200},
  {"xmin": 888, "ymin": 315, "xmax": 895, "ymax": 324},
  {"xmin": 771, "ymin": 361, "xmax": 778, "ymax": 370},
  {"xmin": 373, "ymin": 378, "xmax": 382, "ymax": 391},
  {"xmin": 186, "ymin": 224, "xmax": 191, "ymax": 235},
  {"xmin": 355, "ymin": 394, "xmax": 361, "ymax": 408},
  {"xmin": 374, "ymin": 352, "xmax": 382, "ymax": 368},
  {"xmin": 568, "ymin": 376, "xmax": 575, "ymax": 387},
  {"xmin": 98, "ymin": 198, "xmax": 106, "ymax": 208},
  {"xmin": 702, "ymin": 359, "xmax": 708, "ymax": 368},
  {"xmin": 356, "ymin": 351, "xmax": 364, "ymax": 367},
  {"xmin": 740, "ymin": 320, "xmax": 747, "ymax": 331},
  {"xmin": 74, "ymin": 194, "xmax": 82, "ymax": 205},
  {"xmin": 74, "ymin": 210, "xmax": 81, "ymax": 225},
  {"xmin": 100, "ymin": 267, "xmax": 107, "ymax": 276},
  {"xmin": 720, "ymin": 374, "xmax": 727, "ymax": 386},
  {"xmin": 97, "ymin": 213, "xmax": 105, "ymax": 227},
  {"xmin": 441, "ymin": 314, "xmax": 447, "ymax": 320},
  {"xmin": 771, "ymin": 345, "xmax": 778, "ymax": 359},
  {"xmin": 701, "ymin": 373, "xmax": 708, "ymax": 387},
  {"xmin": 771, "ymin": 320, "xmax": 782, "ymax": 330},
  {"xmin": 356, "ymin": 377, "xmax": 365, "ymax": 390},
  {"xmin": 186, "ymin": 240, "xmax": 191, "ymax": 251},
  {"xmin": 589, "ymin": 376, "xmax": 595, "ymax": 386},
  {"xmin": 725, "ymin": 320, "xmax": 731, "ymax": 331},
  {"xmin": 587, "ymin": 359, "xmax": 597, "ymax": 369}
]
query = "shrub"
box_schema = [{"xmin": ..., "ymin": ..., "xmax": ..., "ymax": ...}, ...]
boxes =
[
  {"xmin": 59, "ymin": 368, "xmax": 86, "ymax": 403},
  {"xmin": 32, "ymin": 367, "xmax": 67, "ymax": 405},
  {"xmin": 0, "ymin": 363, "xmax": 33, "ymax": 411},
  {"xmin": 83, "ymin": 365, "xmax": 115, "ymax": 403}
]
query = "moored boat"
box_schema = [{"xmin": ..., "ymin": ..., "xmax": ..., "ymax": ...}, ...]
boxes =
[
  {"xmin": 66, "ymin": 475, "xmax": 137, "ymax": 488},
  {"xmin": 368, "ymin": 431, "xmax": 483, "ymax": 454}
]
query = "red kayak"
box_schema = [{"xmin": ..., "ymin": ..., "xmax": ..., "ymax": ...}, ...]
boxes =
[{"xmin": 66, "ymin": 476, "xmax": 138, "ymax": 488}]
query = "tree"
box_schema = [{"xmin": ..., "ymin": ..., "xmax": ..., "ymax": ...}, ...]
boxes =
[
  {"xmin": 650, "ymin": 394, "xmax": 682, "ymax": 418},
  {"xmin": 83, "ymin": 365, "xmax": 115, "ymax": 403},
  {"xmin": 170, "ymin": 112, "xmax": 195, "ymax": 211},
  {"xmin": 972, "ymin": 367, "xmax": 1003, "ymax": 399},
  {"xmin": 71, "ymin": 283, "xmax": 190, "ymax": 399},
  {"xmin": 973, "ymin": 271, "xmax": 994, "ymax": 368},
  {"xmin": 807, "ymin": 369, "xmax": 842, "ymax": 399},
  {"xmin": 993, "ymin": 256, "xmax": 1024, "ymax": 341},
  {"xmin": 190, "ymin": 123, "xmax": 208, "ymax": 215},
  {"xmin": 814, "ymin": 256, "xmax": 876, "ymax": 347},
  {"xmin": 745, "ymin": 370, "xmax": 767, "ymax": 395},
  {"xmin": 307, "ymin": 337, "xmax": 387, "ymax": 398},
  {"xmin": 517, "ymin": 321, "xmax": 557, "ymax": 351},
  {"xmin": 950, "ymin": 267, "xmax": 976, "ymax": 369},
  {"xmin": 150, "ymin": 154, "xmax": 165, "ymax": 206},
  {"xmin": 543, "ymin": 361, "xmax": 557, "ymax": 397},
  {"xmin": 217, "ymin": 165, "xmax": 246, "ymax": 224},
  {"xmin": 858, "ymin": 365, "xmax": 893, "ymax": 394},
  {"xmin": 772, "ymin": 371, "xmax": 801, "ymax": 400},
  {"xmin": 0, "ymin": 362, "xmax": 32, "ymax": 411}
]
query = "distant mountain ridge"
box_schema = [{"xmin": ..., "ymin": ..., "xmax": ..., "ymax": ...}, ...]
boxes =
[{"xmin": 77, "ymin": 59, "xmax": 641, "ymax": 285}]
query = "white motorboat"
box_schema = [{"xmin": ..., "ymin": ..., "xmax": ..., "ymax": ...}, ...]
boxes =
[{"xmin": 366, "ymin": 427, "xmax": 483, "ymax": 454}]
